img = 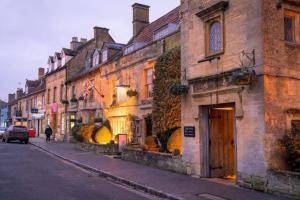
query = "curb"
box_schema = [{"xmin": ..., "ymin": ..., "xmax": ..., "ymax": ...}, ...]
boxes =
[{"xmin": 30, "ymin": 142, "xmax": 183, "ymax": 200}]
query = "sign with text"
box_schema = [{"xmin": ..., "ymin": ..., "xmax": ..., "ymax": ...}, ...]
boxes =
[{"xmin": 184, "ymin": 126, "xmax": 195, "ymax": 137}]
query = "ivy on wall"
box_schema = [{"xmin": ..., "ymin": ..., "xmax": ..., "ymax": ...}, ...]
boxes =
[{"xmin": 152, "ymin": 47, "xmax": 181, "ymax": 135}]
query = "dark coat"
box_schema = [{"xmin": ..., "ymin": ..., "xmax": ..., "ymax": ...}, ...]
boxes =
[{"xmin": 45, "ymin": 127, "xmax": 53, "ymax": 136}]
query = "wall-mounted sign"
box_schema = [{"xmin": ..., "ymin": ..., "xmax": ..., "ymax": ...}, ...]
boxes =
[
  {"xmin": 31, "ymin": 108, "xmax": 38, "ymax": 114},
  {"xmin": 184, "ymin": 126, "xmax": 195, "ymax": 137}
]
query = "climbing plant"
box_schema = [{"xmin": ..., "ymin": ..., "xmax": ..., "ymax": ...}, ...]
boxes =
[{"xmin": 152, "ymin": 47, "xmax": 181, "ymax": 135}]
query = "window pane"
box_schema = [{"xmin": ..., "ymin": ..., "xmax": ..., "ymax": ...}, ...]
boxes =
[
  {"xmin": 209, "ymin": 21, "xmax": 222, "ymax": 54},
  {"xmin": 284, "ymin": 16, "xmax": 295, "ymax": 43}
]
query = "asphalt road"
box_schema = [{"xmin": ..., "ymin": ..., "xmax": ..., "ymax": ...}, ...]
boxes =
[{"xmin": 0, "ymin": 142, "xmax": 152, "ymax": 200}]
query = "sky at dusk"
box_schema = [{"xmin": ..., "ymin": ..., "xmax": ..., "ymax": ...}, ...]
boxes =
[{"xmin": 0, "ymin": 0, "xmax": 180, "ymax": 102}]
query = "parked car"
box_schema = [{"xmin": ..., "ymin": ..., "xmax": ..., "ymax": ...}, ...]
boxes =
[
  {"xmin": 2, "ymin": 125, "xmax": 29, "ymax": 144},
  {"xmin": 0, "ymin": 127, "xmax": 6, "ymax": 139}
]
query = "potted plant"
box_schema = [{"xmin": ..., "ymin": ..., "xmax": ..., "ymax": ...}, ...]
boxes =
[
  {"xmin": 78, "ymin": 96, "xmax": 84, "ymax": 101},
  {"xmin": 77, "ymin": 118, "xmax": 82, "ymax": 123},
  {"xmin": 70, "ymin": 97, "xmax": 78, "ymax": 103},
  {"xmin": 127, "ymin": 89, "xmax": 138, "ymax": 97},
  {"xmin": 61, "ymin": 99, "xmax": 69, "ymax": 104},
  {"xmin": 94, "ymin": 118, "xmax": 103, "ymax": 123},
  {"xmin": 232, "ymin": 67, "xmax": 257, "ymax": 85},
  {"xmin": 169, "ymin": 81, "xmax": 189, "ymax": 96}
]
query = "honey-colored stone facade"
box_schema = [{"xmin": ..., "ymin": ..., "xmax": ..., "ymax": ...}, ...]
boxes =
[
  {"xmin": 180, "ymin": 0, "xmax": 300, "ymax": 191},
  {"xmin": 45, "ymin": 68, "xmax": 66, "ymax": 141}
]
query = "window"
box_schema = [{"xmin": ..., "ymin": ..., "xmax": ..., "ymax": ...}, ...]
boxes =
[
  {"xmin": 284, "ymin": 9, "xmax": 300, "ymax": 44},
  {"xmin": 209, "ymin": 21, "xmax": 222, "ymax": 53},
  {"xmin": 53, "ymin": 87, "xmax": 57, "ymax": 103},
  {"xmin": 145, "ymin": 68, "xmax": 153, "ymax": 98},
  {"xmin": 124, "ymin": 43, "xmax": 146, "ymax": 55},
  {"xmin": 154, "ymin": 23, "xmax": 178, "ymax": 41},
  {"xmin": 71, "ymin": 85, "xmax": 76, "ymax": 98},
  {"xmin": 205, "ymin": 18, "xmax": 223, "ymax": 56},
  {"xmin": 47, "ymin": 89, "xmax": 51, "ymax": 104},
  {"xmin": 42, "ymin": 95, "xmax": 45, "ymax": 109},
  {"xmin": 60, "ymin": 84, "xmax": 64, "ymax": 101},
  {"xmin": 93, "ymin": 52, "xmax": 99, "ymax": 67},
  {"xmin": 102, "ymin": 49, "xmax": 108, "ymax": 63},
  {"xmin": 89, "ymin": 80, "xmax": 95, "ymax": 101}
]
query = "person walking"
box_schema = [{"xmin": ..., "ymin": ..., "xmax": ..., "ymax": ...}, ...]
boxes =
[{"xmin": 45, "ymin": 125, "xmax": 53, "ymax": 143}]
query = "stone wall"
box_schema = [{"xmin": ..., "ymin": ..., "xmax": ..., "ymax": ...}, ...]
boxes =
[
  {"xmin": 262, "ymin": 0, "xmax": 300, "ymax": 170},
  {"xmin": 122, "ymin": 147, "xmax": 190, "ymax": 175},
  {"xmin": 238, "ymin": 170, "xmax": 300, "ymax": 199},
  {"xmin": 76, "ymin": 142, "xmax": 118, "ymax": 155}
]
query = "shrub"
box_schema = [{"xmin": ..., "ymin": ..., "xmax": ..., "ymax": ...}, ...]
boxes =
[
  {"xmin": 157, "ymin": 127, "xmax": 179, "ymax": 153},
  {"xmin": 173, "ymin": 149, "xmax": 181, "ymax": 156},
  {"xmin": 145, "ymin": 136, "xmax": 159, "ymax": 148},
  {"xmin": 127, "ymin": 89, "xmax": 138, "ymax": 97},
  {"xmin": 71, "ymin": 123, "xmax": 84, "ymax": 142},
  {"xmin": 280, "ymin": 132, "xmax": 300, "ymax": 172}
]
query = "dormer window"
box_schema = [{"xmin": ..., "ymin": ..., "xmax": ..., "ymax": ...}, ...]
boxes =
[
  {"xmin": 102, "ymin": 49, "xmax": 108, "ymax": 63},
  {"xmin": 124, "ymin": 42, "xmax": 146, "ymax": 55},
  {"xmin": 93, "ymin": 51, "xmax": 100, "ymax": 67},
  {"xmin": 154, "ymin": 23, "xmax": 178, "ymax": 41}
]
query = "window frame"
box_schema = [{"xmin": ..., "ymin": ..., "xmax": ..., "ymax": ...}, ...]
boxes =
[
  {"xmin": 144, "ymin": 68, "xmax": 154, "ymax": 99},
  {"xmin": 284, "ymin": 9, "xmax": 300, "ymax": 44},
  {"xmin": 204, "ymin": 14, "xmax": 225, "ymax": 58}
]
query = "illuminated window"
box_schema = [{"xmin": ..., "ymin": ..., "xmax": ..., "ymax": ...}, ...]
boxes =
[
  {"xmin": 145, "ymin": 68, "xmax": 153, "ymax": 98},
  {"xmin": 284, "ymin": 9, "xmax": 300, "ymax": 44}
]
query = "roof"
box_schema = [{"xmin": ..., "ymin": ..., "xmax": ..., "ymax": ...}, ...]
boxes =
[
  {"xmin": 48, "ymin": 56, "xmax": 54, "ymax": 63},
  {"xmin": 131, "ymin": 6, "xmax": 180, "ymax": 44},
  {"xmin": 0, "ymin": 100, "xmax": 7, "ymax": 109},
  {"xmin": 62, "ymin": 48, "xmax": 77, "ymax": 56},
  {"xmin": 26, "ymin": 79, "xmax": 41, "ymax": 88},
  {"xmin": 105, "ymin": 42, "xmax": 125, "ymax": 50},
  {"xmin": 55, "ymin": 52, "xmax": 62, "ymax": 60}
]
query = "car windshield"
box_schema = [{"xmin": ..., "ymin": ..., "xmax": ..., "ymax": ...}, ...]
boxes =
[{"xmin": 13, "ymin": 126, "xmax": 27, "ymax": 132}]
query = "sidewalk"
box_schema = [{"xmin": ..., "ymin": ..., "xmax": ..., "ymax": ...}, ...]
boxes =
[{"xmin": 29, "ymin": 137, "xmax": 288, "ymax": 200}]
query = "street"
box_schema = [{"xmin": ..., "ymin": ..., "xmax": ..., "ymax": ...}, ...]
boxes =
[{"xmin": 0, "ymin": 142, "xmax": 152, "ymax": 200}]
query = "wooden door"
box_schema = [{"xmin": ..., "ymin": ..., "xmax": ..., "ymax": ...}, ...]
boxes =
[{"xmin": 209, "ymin": 108, "xmax": 235, "ymax": 178}]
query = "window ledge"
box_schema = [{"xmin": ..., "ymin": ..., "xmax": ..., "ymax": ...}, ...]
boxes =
[
  {"xmin": 285, "ymin": 42, "xmax": 300, "ymax": 48},
  {"xmin": 198, "ymin": 52, "xmax": 223, "ymax": 64}
]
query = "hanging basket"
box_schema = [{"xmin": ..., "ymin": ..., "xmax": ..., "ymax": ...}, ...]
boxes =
[
  {"xmin": 70, "ymin": 97, "xmax": 78, "ymax": 103},
  {"xmin": 78, "ymin": 96, "xmax": 84, "ymax": 101},
  {"xmin": 61, "ymin": 99, "xmax": 69, "ymax": 104},
  {"xmin": 232, "ymin": 68, "xmax": 257, "ymax": 85},
  {"xmin": 169, "ymin": 83, "xmax": 189, "ymax": 96}
]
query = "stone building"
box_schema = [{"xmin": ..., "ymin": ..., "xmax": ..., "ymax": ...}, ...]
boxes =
[
  {"xmin": 0, "ymin": 100, "xmax": 8, "ymax": 127},
  {"xmin": 65, "ymin": 3, "xmax": 180, "ymax": 144},
  {"xmin": 21, "ymin": 68, "xmax": 46, "ymax": 136},
  {"xmin": 44, "ymin": 38, "xmax": 87, "ymax": 141},
  {"xmin": 180, "ymin": 0, "xmax": 300, "ymax": 191}
]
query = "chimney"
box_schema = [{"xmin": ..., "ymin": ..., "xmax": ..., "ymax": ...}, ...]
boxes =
[
  {"xmin": 132, "ymin": 3, "xmax": 150, "ymax": 37},
  {"xmin": 38, "ymin": 67, "xmax": 45, "ymax": 79},
  {"xmin": 93, "ymin": 27, "xmax": 110, "ymax": 48},
  {"xmin": 70, "ymin": 37, "xmax": 81, "ymax": 50},
  {"xmin": 80, "ymin": 38, "xmax": 87, "ymax": 43},
  {"xmin": 8, "ymin": 94, "xmax": 15, "ymax": 103},
  {"xmin": 16, "ymin": 88, "xmax": 23, "ymax": 99}
]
